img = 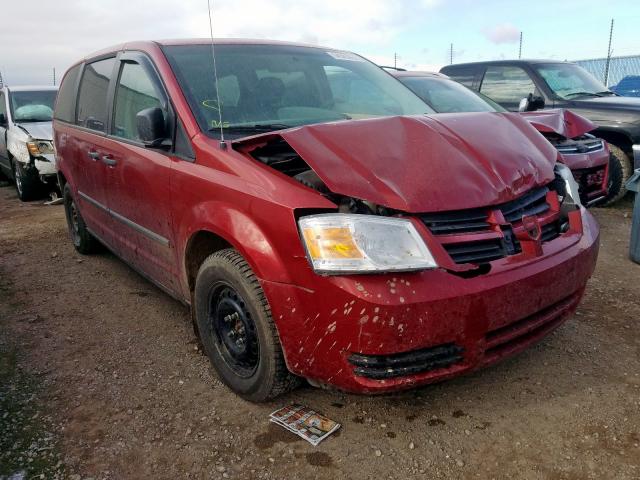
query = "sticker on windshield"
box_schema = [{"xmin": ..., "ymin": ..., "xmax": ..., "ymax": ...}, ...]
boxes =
[{"xmin": 326, "ymin": 50, "xmax": 364, "ymax": 62}]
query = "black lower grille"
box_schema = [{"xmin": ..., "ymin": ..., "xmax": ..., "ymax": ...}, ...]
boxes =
[
  {"xmin": 349, "ymin": 343, "xmax": 464, "ymax": 379},
  {"xmin": 443, "ymin": 239, "xmax": 505, "ymax": 264},
  {"xmin": 541, "ymin": 221, "xmax": 561, "ymax": 242}
]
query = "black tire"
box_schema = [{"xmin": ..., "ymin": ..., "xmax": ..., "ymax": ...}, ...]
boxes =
[
  {"xmin": 63, "ymin": 184, "xmax": 100, "ymax": 254},
  {"xmin": 12, "ymin": 159, "xmax": 42, "ymax": 201},
  {"xmin": 603, "ymin": 144, "xmax": 632, "ymax": 206},
  {"xmin": 194, "ymin": 249, "xmax": 298, "ymax": 402}
]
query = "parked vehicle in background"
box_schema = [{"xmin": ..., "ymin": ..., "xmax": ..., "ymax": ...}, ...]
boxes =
[
  {"xmin": 440, "ymin": 60, "xmax": 640, "ymax": 203},
  {"xmin": 611, "ymin": 75, "xmax": 640, "ymax": 97},
  {"xmin": 54, "ymin": 40, "xmax": 598, "ymax": 402},
  {"xmin": 0, "ymin": 86, "xmax": 58, "ymax": 200},
  {"xmin": 390, "ymin": 70, "xmax": 611, "ymax": 205}
]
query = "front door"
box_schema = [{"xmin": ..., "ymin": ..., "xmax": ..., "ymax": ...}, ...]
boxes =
[{"xmin": 102, "ymin": 55, "xmax": 178, "ymax": 291}]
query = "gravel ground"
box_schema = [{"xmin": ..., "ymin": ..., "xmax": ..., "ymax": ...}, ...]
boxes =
[{"xmin": 0, "ymin": 183, "xmax": 639, "ymax": 480}]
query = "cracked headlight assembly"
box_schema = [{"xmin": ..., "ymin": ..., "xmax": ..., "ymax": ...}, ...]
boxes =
[
  {"xmin": 299, "ymin": 214, "xmax": 437, "ymax": 274},
  {"xmin": 26, "ymin": 140, "xmax": 54, "ymax": 156},
  {"xmin": 555, "ymin": 163, "xmax": 582, "ymax": 208}
]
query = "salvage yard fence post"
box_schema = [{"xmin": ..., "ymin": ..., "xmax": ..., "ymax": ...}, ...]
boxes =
[{"xmin": 626, "ymin": 169, "xmax": 640, "ymax": 264}]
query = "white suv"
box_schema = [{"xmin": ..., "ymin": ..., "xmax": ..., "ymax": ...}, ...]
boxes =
[{"xmin": 0, "ymin": 85, "xmax": 58, "ymax": 200}]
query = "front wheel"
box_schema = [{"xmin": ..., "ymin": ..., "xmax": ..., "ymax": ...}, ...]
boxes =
[
  {"xmin": 12, "ymin": 160, "xmax": 42, "ymax": 201},
  {"xmin": 603, "ymin": 144, "xmax": 632, "ymax": 206},
  {"xmin": 194, "ymin": 249, "xmax": 298, "ymax": 402}
]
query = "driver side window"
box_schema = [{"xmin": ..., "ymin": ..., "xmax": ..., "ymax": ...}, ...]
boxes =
[
  {"xmin": 113, "ymin": 62, "xmax": 162, "ymax": 141},
  {"xmin": 480, "ymin": 66, "xmax": 536, "ymax": 105}
]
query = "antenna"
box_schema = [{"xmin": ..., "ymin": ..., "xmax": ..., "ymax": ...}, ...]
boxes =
[{"xmin": 207, "ymin": 0, "xmax": 226, "ymax": 148}]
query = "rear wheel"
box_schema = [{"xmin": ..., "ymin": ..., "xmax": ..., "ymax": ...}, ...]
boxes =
[
  {"xmin": 12, "ymin": 159, "xmax": 42, "ymax": 201},
  {"xmin": 194, "ymin": 249, "xmax": 298, "ymax": 402},
  {"xmin": 603, "ymin": 144, "xmax": 632, "ymax": 205},
  {"xmin": 63, "ymin": 184, "xmax": 100, "ymax": 254}
]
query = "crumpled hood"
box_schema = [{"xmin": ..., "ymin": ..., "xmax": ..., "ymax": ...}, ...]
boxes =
[
  {"xmin": 271, "ymin": 113, "xmax": 557, "ymax": 212},
  {"xmin": 520, "ymin": 109, "xmax": 595, "ymax": 139},
  {"xmin": 15, "ymin": 121, "xmax": 53, "ymax": 141}
]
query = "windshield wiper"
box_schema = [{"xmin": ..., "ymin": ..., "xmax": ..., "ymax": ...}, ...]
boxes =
[
  {"xmin": 208, "ymin": 123, "xmax": 292, "ymax": 134},
  {"xmin": 596, "ymin": 90, "xmax": 617, "ymax": 96},
  {"xmin": 564, "ymin": 91, "xmax": 603, "ymax": 99}
]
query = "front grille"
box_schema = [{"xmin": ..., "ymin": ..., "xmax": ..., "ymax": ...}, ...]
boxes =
[
  {"xmin": 421, "ymin": 185, "xmax": 563, "ymax": 265},
  {"xmin": 556, "ymin": 138, "xmax": 604, "ymax": 155},
  {"xmin": 484, "ymin": 292, "xmax": 581, "ymax": 359},
  {"xmin": 420, "ymin": 209, "xmax": 490, "ymax": 235},
  {"xmin": 499, "ymin": 186, "xmax": 550, "ymax": 223},
  {"xmin": 349, "ymin": 343, "xmax": 464, "ymax": 379}
]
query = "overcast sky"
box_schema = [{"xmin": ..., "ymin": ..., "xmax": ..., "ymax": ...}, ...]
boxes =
[{"xmin": 1, "ymin": 0, "xmax": 638, "ymax": 85}]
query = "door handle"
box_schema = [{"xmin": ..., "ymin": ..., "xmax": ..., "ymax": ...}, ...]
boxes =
[
  {"xmin": 101, "ymin": 155, "xmax": 117, "ymax": 167},
  {"xmin": 87, "ymin": 151, "xmax": 100, "ymax": 161}
]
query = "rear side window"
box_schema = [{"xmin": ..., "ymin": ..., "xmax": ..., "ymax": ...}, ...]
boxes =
[
  {"xmin": 480, "ymin": 66, "xmax": 535, "ymax": 104},
  {"xmin": 54, "ymin": 64, "xmax": 81, "ymax": 122},
  {"xmin": 76, "ymin": 57, "xmax": 116, "ymax": 132},
  {"xmin": 112, "ymin": 62, "xmax": 162, "ymax": 141}
]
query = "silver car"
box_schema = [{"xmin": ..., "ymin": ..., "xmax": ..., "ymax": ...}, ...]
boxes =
[{"xmin": 0, "ymin": 85, "xmax": 58, "ymax": 200}]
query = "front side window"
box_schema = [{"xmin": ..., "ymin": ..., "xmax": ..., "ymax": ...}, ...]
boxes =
[
  {"xmin": 9, "ymin": 90, "xmax": 57, "ymax": 123},
  {"xmin": 162, "ymin": 44, "xmax": 433, "ymax": 138},
  {"xmin": 534, "ymin": 63, "xmax": 610, "ymax": 99},
  {"xmin": 112, "ymin": 62, "xmax": 163, "ymax": 141},
  {"xmin": 480, "ymin": 66, "xmax": 536, "ymax": 104},
  {"xmin": 0, "ymin": 93, "xmax": 7, "ymax": 118},
  {"xmin": 400, "ymin": 76, "xmax": 500, "ymax": 113},
  {"xmin": 76, "ymin": 57, "xmax": 116, "ymax": 132}
]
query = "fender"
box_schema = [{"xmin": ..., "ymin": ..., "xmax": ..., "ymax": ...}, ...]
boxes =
[{"xmin": 176, "ymin": 199, "xmax": 303, "ymax": 297}]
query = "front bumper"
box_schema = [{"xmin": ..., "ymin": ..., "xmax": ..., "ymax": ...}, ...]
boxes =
[
  {"xmin": 262, "ymin": 209, "xmax": 599, "ymax": 393},
  {"xmin": 33, "ymin": 153, "xmax": 56, "ymax": 176}
]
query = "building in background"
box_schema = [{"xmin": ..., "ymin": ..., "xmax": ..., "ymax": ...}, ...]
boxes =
[{"xmin": 575, "ymin": 54, "xmax": 640, "ymax": 87}]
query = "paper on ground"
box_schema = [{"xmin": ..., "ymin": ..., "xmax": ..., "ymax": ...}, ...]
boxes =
[{"xmin": 269, "ymin": 404, "xmax": 341, "ymax": 446}]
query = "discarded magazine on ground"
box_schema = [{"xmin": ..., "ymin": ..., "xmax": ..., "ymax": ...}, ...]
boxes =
[{"xmin": 269, "ymin": 404, "xmax": 341, "ymax": 446}]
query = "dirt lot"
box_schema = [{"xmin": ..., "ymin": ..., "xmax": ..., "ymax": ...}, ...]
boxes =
[{"xmin": 1, "ymin": 183, "xmax": 639, "ymax": 480}]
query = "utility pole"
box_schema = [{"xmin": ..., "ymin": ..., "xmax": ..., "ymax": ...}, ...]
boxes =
[
  {"xmin": 53, "ymin": 67, "xmax": 56, "ymax": 86},
  {"xmin": 394, "ymin": 52, "xmax": 397, "ymax": 69},
  {"xmin": 450, "ymin": 43, "xmax": 453, "ymax": 65},
  {"xmin": 519, "ymin": 32, "xmax": 523, "ymax": 59},
  {"xmin": 0, "ymin": 70, "xmax": 3, "ymax": 88},
  {"xmin": 604, "ymin": 18, "xmax": 614, "ymax": 86}
]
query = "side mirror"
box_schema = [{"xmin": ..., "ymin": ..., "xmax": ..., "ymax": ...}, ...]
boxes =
[
  {"xmin": 0, "ymin": 113, "xmax": 6, "ymax": 126},
  {"xmin": 518, "ymin": 93, "xmax": 545, "ymax": 112},
  {"xmin": 136, "ymin": 107, "xmax": 170, "ymax": 148}
]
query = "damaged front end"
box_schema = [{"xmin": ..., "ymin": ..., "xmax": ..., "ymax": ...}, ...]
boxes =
[
  {"xmin": 522, "ymin": 109, "xmax": 610, "ymax": 206},
  {"xmin": 234, "ymin": 113, "xmax": 583, "ymax": 277}
]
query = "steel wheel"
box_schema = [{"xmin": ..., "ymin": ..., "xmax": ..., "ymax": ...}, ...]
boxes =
[
  {"xmin": 13, "ymin": 161, "xmax": 23, "ymax": 197},
  {"xmin": 208, "ymin": 283, "xmax": 260, "ymax": 378}
]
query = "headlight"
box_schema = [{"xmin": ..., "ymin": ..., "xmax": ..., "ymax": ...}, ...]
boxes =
[
  {"xmin": 299, "ymin": 214, "xmax": 438, "ymax": 274},
  {"xmin": 26, "ymin": 140, "xmax": 54, "ymax": 156},
  {"xmin": 554, "ymin": 163, "xmax": 582, "ymax": 208}
]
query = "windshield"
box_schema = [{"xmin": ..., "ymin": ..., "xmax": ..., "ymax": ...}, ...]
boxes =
[
  {"xmin": 398, "ymin": 76, "xmax": 505, "ymax": 113},
  {"xmin": 534, "ymin": 63, "xmax": 611, "ymax": 99},
  {"xmin": 162, "ymin": 44, "xmax": 434, "ymax": 137},
  {"xmin": 10, "ymin": 90, "xmax": 57, "ymax": 122}
]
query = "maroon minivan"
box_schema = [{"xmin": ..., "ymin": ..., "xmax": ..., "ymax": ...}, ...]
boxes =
[{"xmin": 53, "ymin": 40, "xmax": 599, "ymax": 401}]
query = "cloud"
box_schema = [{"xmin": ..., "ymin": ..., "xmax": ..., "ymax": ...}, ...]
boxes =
[
  {"xmin": 483, "ymin": 23, "xmax": 520, "ymax": 44},
  {"xmin": 0, "ymin": 0, "xmax": 441, "ymax": 85}
]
